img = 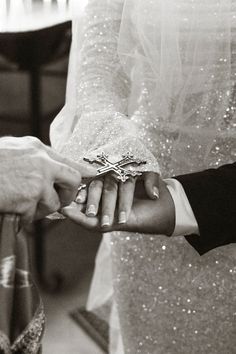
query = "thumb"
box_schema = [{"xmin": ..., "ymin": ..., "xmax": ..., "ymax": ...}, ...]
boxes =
[{"xmin": 144, "ymin": 172, "xmax": 160, "ymax": 200}]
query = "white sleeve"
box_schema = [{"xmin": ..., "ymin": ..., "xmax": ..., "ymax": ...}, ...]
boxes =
[
  {"xmin": 51, "ymin": 0, "xmax": 160, "ymax": 175},
  {"xmin": 165, "ymin": 178, "xmax": 199, "ymax": 237},
  {"xmin": 50, "ymin": 0, "xmax": 129, "ymax": 150}
]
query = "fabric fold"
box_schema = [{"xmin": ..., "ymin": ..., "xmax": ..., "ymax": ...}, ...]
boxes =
[{"xmin": 0, "ymin": 214, "xmax": 45, "ymax": 354}]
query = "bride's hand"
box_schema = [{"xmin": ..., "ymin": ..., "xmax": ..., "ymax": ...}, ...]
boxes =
[
  {"xmin": 61, "ymin": 179, "xmax": 175, "ymax": 235},
  {"xmin": 78, "ymin": 172, "xmax": 159, "ymax": 228}
]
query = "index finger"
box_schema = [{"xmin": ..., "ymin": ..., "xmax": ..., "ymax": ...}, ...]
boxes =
[
  {"xmin": 53, "ymin": 161, "xmax": 82, "ymax": 190},
  {"xmin": 44, "ymin": 145, "xmax": 97, "ymax": 178}
]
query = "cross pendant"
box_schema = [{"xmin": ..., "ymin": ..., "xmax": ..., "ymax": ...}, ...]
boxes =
[{"xmin": 84, "ymin": 152, "xmax": 146, "ymax": 182}]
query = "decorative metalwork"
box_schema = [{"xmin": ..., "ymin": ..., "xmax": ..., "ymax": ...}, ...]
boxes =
[{"xmin": 84, "ymin": 152, "xmax": 146, "ymax": 182}]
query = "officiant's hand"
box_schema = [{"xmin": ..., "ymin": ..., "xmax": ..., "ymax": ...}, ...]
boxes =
[
  {"xmin": 62, "ymin": 178, "xmax": 175, "ymax": 236},
  {"xmin": 0, "ymin": 136, "xmax": 96, "ymax": 224}
]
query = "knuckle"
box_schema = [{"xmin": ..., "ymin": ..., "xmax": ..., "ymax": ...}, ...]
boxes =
[
  {"xmin": 146, "ymin": 171, "xmax": 159, "ymax": 180},
  {"xmin": 103, "ymin": 185, "xmax": 116, "ymax": 194},
  {"xmin": 23, "ymin": 206, "xmax": 35, "ymax": 224},
  {"xmin": 25, "ymin": 136, "xmax": 41, "ymax": 148},
  {"xmin": 89, "ymin": 179, "xmax": 103, "ymax": 191},
  {"xmin": 36, "ymin": 153, "xmax": 50, "ymax": 169},
  {"xmin": 119, "ymin": 182, "xmax": 134, "ymax": 197},
  {"xmin": 122, "ymin": 179, "xmax": 135, "ymax": 189},
  {"xmin": 48, "ymin": 195, "xmax": 60, "ymax": 212},
  {"xmin": 104, "ymin": 178, "xmax": 118, "ymax": 193},
  {"xmin": 58, "ymin": 154, "xmax": 67, "ymax": 165}
]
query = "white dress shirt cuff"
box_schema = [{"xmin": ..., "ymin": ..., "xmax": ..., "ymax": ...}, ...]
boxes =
[{"xmin": 165, "ymin": 178, "xmax": 200, "ymax": 237}]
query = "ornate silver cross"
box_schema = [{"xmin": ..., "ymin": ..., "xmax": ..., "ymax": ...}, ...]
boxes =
[{"xmin": 84, "ymin": 152, "xmax": 146, "ymax": 182}]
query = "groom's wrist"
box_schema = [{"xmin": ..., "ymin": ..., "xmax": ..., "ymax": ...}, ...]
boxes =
[{"xmin": 165, "ymin": 178, "xmax": 199, "ymax": 237}]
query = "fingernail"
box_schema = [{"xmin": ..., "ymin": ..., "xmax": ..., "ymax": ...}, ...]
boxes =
[
  {"xmin": 75, "ymin": 195, "xmax": 83, "ymax": 204},
  {"xmin": 153, "ymin": 186, "xmax": 159, "ymax": 199},
  {"xmin": 87, "ymin": 204, "xmax": 96, "ymax": 216},
  {"xmin": 101, "ymin": 215, "xmax": 110, "ymax": 227},
  {"xmin": 118, "ymin": 211, "xmax": 127, "ymax": 224}
]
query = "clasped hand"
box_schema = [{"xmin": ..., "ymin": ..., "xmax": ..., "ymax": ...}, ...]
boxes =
[{"xmin": 62, "ymin": 172, "xmax": 175, "ymax": 236}]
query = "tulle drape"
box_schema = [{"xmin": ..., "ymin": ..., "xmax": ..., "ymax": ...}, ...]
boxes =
[{"xmin": 118, "ymin": 0, "xmax": 236, "ymax": 176}]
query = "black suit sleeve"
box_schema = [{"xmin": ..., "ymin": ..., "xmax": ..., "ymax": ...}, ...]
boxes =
[{"xmin": 174, "ymin": 162, "xmax": 236, "ymax": 255}]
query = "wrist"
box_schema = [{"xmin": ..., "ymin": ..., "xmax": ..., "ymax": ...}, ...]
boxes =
[
  {"xmin": 163, "ymin": 184, "xmax": 175, "ymax": 236},
  {"xmin": 150, "ymin": 180, "xmax": 175, "ymax": 236}
]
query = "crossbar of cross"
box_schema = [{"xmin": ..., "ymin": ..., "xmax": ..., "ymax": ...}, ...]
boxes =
[{"xmin": 83, "ymin": 152, "xmax": 146, "ymax": 182}]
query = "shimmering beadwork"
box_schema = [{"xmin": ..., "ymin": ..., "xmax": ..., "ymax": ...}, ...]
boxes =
[{"xmin": 11, "ymin": 302, "xmax": 45, "ymax": 354}]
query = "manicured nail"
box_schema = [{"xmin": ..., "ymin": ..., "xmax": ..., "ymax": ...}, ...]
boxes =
[
  {"xmin": 118, "ymin": 211, "xmax": 127, "ymax": 224},
  {"xmin": 87, "ymin": 204, "xmax": 96, "ymax": 216},
  {"xmin": 153, "ymin": 186, "xmax": 159, "ymax": 199},
  {"xmin": 101, "ymin": 215, "xmax": 110, "ymax": 227},
  {"xmin": 75, "ymin": 195, "xmax": 83, "ymax": 204}
]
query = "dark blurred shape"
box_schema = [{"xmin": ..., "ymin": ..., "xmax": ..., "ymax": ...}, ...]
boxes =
[
  {"xmin": 0, "ymin": 21, "xmax": 71, "ymax": 291},
  {"xmin": 0, "ymin": 21, "xmax": 71, "ymax": 70},
  {"xmin": 70, "ymin": 307, "xmax": 109, "ymax": 353}
]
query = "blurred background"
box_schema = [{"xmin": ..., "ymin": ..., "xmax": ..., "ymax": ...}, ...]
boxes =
[{"xmin": 0, "ymin": 1, "xmax": 103, "ymax": 353}]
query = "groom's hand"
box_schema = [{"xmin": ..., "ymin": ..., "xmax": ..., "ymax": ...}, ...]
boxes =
[
  {"xmin": 0, "ymin": 136, "xmax": 96, "ymax": 223},
  {"xmin": 62, "ymin": 178, "xmax": 175, "ymax": 236}
]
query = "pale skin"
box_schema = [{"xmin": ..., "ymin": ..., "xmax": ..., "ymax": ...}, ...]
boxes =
[
  {"xmin": 62, "ymin": 178, "xmax": 176, "ymax": 236},
  {"xmin": 0, "ymin": 136, "xmax": 96, "ymax": 224}
]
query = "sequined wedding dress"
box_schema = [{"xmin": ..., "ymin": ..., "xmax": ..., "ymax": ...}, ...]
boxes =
[{"xmin": 51, "ymin": 1, "xmax": 236, "ymax": 353}]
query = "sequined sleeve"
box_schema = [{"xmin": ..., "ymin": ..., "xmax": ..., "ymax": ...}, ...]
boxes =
[
  {"xmin": 75, "ymin": 0, "xmax": 129, "ymax": 116},
  {"xmin": 58, "ymin": 0, "xmax": 160, "ymax": 173}
]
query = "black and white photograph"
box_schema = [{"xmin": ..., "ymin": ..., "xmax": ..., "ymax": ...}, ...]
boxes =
[{"xmin": 0, "ymin": 1, "xmax": 235, "ymax": 353}]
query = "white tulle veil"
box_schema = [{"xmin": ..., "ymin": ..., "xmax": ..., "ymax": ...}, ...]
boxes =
[
  {"xmin": 51, "ymin": 0, "xmax": 236, "ymax": 171},
  {"xmin": 117, "ymin": 0, "xmax": 236, "ymax": 174}
]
